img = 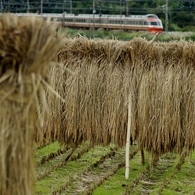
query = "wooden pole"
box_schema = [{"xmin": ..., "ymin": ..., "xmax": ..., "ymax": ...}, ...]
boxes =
[
  {"xmin": 27, "ymin": 0, "xmax": 29, "ymax": 13},
  {"xmin": 92, "ymin": 0, "xmax": 95, "ymax": 30},
  {"xmin": 70, "ymin": 0, "xmax": 72, "ymax": 14},
  {"xmin": 165, "ymin": 0, "xmax": 168, "ymax": 32},
  {"xmin": 0, "ymin": 0, "xmax": 2, "ymax": 13},
  {"xmin": 125, "ymin": 92, "xmax": 132, "ymax": 179},
  {"xmin": 40, "ymin": 0, "xmax": 43, "ymax": 15}
]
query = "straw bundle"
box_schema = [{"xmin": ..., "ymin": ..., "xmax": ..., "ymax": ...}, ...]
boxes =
[
  {"xmin": 53, "ymin": 36, "xmax": 195, "ymax": 159},
  {"xmin": 0, "ymin": 14, "xmax": 62, "ymax": 195}
]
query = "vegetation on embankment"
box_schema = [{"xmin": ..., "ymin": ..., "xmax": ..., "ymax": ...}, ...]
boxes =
[{"xmin": 63, "ymin": 27, "xmax": 195, "ymax": 42}]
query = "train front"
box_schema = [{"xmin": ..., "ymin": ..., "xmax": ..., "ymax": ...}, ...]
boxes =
[{"xmin": 146, "ymin": 14, "xmax": 163, "ymax": 33}]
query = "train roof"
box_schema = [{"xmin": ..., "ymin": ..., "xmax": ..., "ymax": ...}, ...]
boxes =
[
  {"xmin": 74, "ymin": 14, "xmax": 159, "ymax": 19},
  {"xmin": 9, "ymin": 13, "xmax": 159, "ymax": 20}
]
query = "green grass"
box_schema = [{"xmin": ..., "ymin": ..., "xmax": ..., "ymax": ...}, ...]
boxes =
[
  {"xmin": 92, "ymin": 168, "xmax": 127, "ymax": 195},
  {"xmin": 93, "ymin": 150, "xmax": 149, "ymax": 195},
  {"xmin": 161, "ymin": 189, "xmax": 181, "ymax": 195},
  {"xmin": 34, "ymin": 142, "xmax": 195, "ymax": 195},
  {"xmin": 163, "ymin": 152, "xmax": 195, "ymax": 195},
  {"xmin": 35, "ymin": 142, "xmax": 61, "ymax": 163},
  {"xmin": 62, "ymin": 27, "xmax": 195, "ymax": 42},
  {"xmin": 35, "ymin": 144, "xmax": 112, "ymax": 194}
]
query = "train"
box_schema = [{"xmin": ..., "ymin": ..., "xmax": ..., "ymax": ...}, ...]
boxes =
[{"xmin": 12, "ymin": 13, "xmax": 163, "ymax": 33}]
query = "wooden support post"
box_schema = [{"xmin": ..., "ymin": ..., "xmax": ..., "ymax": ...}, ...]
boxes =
[{"xmin": 125, "ymin": 93, "xmax": 132, "ymax": 179}]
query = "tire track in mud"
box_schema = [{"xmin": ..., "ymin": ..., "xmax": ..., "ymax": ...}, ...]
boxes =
[
  {"xmin": 156, "ymin": 150, "xmax": 188, "ymax": 195},
  {"xmin": 38, "ymin": 145, "xmax": 71, "ymax": 165},
  {"xmin": 36, "ymin": 142, "xmax": 92, "ymax": 180},
  {"xmin": 51, "ymin": 148, "xmax": 138, "ymax": 195},
  {"xmin": 124, "ymin": 151, "xmax": 188, "ymax": 195}
]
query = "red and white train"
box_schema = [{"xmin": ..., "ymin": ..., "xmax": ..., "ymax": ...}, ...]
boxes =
[{"xmin": 15, "ymin": 13, "xmax": 163, "ymax": 33}]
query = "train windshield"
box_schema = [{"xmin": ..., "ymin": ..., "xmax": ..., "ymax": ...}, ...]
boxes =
[
  {"xmin": 150, "ymin": 21, "xmax": 161, "ymax": 26},
  {"xmin": 146, "ymin": 14, "xmax": 158, "ymax": 19}
]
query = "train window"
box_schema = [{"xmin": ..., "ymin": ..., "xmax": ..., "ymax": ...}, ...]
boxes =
[
  {"xmin": 65, "ymin": 19, "xmax": 73, "ymax": 22},
  {"xmin": 116, "ymin": 20, "xmax": 122, "ymax": 24},
  {"xmin": 151, "ymin": 22, "xmax": 157, "ymax": 26},
  {"xmin": 76, "ymin": 19, "xmax": 85, "ymax": 23},
  {"xmin": 127, "ymin": 20, "xmax": 137, "ymax": 25},
  {"xmin": 144, "ymin": 21, "xmax": 148, "ymax": 25},
  {"xmin": 108, "ymin": 20, "xmax": 115, "ymax": 24},
  {"xmin": 95, "ymin": 20, "xmax": 100, "ymax": 23},
  {"xmin": 147, "ymin": 14, "xmax": 158, "ymax": 19}
]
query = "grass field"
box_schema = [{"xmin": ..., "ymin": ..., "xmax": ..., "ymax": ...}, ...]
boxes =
[
  {"xmin": 34, "ymin": 142, "xmax": 195, "ymax": 195},
  {"xmin": 62, "ymin": 28, "xmax": 195, "ymax": 42}
]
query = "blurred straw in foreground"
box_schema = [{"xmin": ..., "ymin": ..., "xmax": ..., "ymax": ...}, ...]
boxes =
[{"xmin": 0, "ymin": 14, "xmax": 63, "ymax": 195}]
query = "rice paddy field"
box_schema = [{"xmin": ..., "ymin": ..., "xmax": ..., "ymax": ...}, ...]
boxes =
[
  {"xmin": 34, "ymin": 142, "xmax": 195, "ymax": 195},
  {"xmin": 34, "ymin": 34, "xmax": 195, "ymax": 194},
  {"xmin": 0, "ymin": 14, "xmax": 195, "ymax": 195}
]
